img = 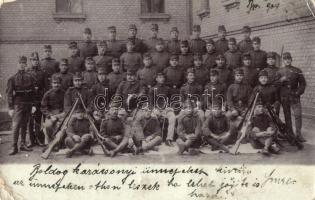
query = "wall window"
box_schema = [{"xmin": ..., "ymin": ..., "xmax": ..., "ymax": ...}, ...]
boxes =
[
  {"xmin": 56, "ymin": 0, "xmax": 83, "ymax": 13},
  {"xmin": 197, "ymin": 0, "xmax": 210, "ymax": 19},
  {"xmin": 141, "ymin": 0, "xmax": 165, "ymax": 14}
]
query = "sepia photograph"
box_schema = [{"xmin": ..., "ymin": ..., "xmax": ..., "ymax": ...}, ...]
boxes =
[{"xmin": 0, "ymin": 0, "xmax": 314, "ymax": 199}]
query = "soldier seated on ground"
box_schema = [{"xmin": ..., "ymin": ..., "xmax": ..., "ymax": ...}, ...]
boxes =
[
  {"xmin": 176, "ymin": 100, "xmax": 202, "ymax": 155},
  {"xmin": 100, "ymin": 104, "xmax": 129, "ymax": 157},
  {"xmin": 248, "ymin": 101, "xmax": 279, "ymax": 156},
  {"xmin": 202, "ymin": 103, "xmax": 239, "ymax": 153},
  {"xmin": 131, "ymin": 104, "xmax": 163, "ymax": 155},
  {"xmin": 64, "ymin": 109, "xmax": 94, "ymax": 158}
]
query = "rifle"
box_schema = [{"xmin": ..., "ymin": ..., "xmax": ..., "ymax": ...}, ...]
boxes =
[
  {"xmin": 265, "ymin": 104, "xmax": 303, "ymax": 150},
  {"xmin": 41, "ymin": 98, "xmax": 79, "ymax": 159},
  {"xmin": 77, "ymin": 93, "xmax": 110, "ymax": 156},
  {"xmin": 230, "ymin": 92, "xmax": 260, "ymax": 155}
]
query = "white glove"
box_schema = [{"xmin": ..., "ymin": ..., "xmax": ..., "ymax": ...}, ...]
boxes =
[
  {"xmin": 31, "ymin": 106, "xmax": 37, "ymax": 114},
  {"xmin": 8, "ymin": 109, "xmax": 14, "ymax": 117}
]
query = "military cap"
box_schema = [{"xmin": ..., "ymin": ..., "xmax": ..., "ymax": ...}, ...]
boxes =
[
  {"xmin": 180, "ymin": 40, "xmax": 189, "ymax": 47},
  {"xmin": 156, "ymin": 38, "xmax": 164, "ymax": 45},
  {"xmin": 186, "ymin": 68, "xmax": 195, "ymax": 74},
  {"xmin": 252, "ymin": 36, "xmax": 261, "ymax": 44},
  {"xmin": 107, "ymin": 26, "xmax": 116, "ymax": 31},
  {"xmin": 112, "ymin": 58, "xmax": 120, "ymax": 65},
  {"xmin": 30, "ymin": 52, "xmax": 39, "ymax": 60},
  {"xmin": 234, "ymin": 68, "xmax": 244, "ymax": 75},
  {"xmin": 242, "ymin": 26, "xmax": 251, "ymax": 33},
  {"xmin": 73, "ymin": 72, "xmax": 83, "ymax": 80},
  {"xmin": 60, "ymin": 58, "xmax": 68, "ymax": 65},
  {"xmin": 216, "ymin": 54, "xmax": 226, "ymax": 60},
  {"xmin": 228, "ymin": 37, "xmax": 237, "ymax": 44},
  {"xmin": 170, "ymin": 27, "xmax": 179, "ymax": 33},
  {"xmin": 242, "ymin": 53, "xmax": 251, "ymax": 60},
  {"xmin": 206, "ymin": 39, "xmax": 215, "ymax": 45},
  {"xmin": 210, "ymin": 69, "xmax": 219, "ymax": 76},
  {"xmin": 193, "ymin": 54, "xmax": 202, "ymax": 61},
  {"xmin": 192, "ymin": 24, "xmax": 201, "ymax": 32},
  {"xmin": 283, "ymin": 52, "xmax": 292, "ymax": 60},
  {"xmin": 98, "ymin": 40, "xmax": 107, "ymax": 47},
  {"xmin": 151, "ymin": 23, "xmax": 159, "ymax": 31},
  {"xmin": 258, "ymin": 69, "xmax": 268, "ymax": 77},
  {"xmin": 51, "ymin": 74, "xmax": 62, "ymax": 83},
  {"xmin": 126, "ymin": 39, "xmax": 135, "ymax": 45},
  {"xmin": 19, "ymin": 56, "xmax": 27, "ymax": 63},
  {"xmin": 170, "ymin": 54, "xmax": 179, "ymax": 60},
  {"xmin": 218, "ymin": 25, "xmax": 226, "ymax": 32},
  {"xmin": 44, "ymin": 45, "xmax": 52, "ymax": 50},
  {"xmin": 155, "ymin": 72, "xmax": 165, "ymax": 78},
  {"xmin": 126, "ymin": 69, "xmax": 136, "ymax": 75},
  {"xmin": 84, "ymin": 27, "xmax": 92, "ymax": 34},
  {"xmin": 68, "ymin": 41, "xmax": 78, "ymax": 49},
  {"xmin": 97, "ymin": 67, "xmax": 107, "ymax": 74},
  {"xmin": 129, "ymin": 24, "xmax": 137, "ymax": 30},
  {"xmin": 266, "ymin": 52, "xmax": 277, "ymax": 59},
  {"xmin": 85, "ymin": 57, "xmax": 95, "ymax": 63},
  {"xmin": 143, "ymin": 53, "xmax": 152, "ymax": 59}
]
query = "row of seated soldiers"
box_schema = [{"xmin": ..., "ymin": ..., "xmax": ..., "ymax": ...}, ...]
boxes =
[{"xmin": 6, "ymin": 46, "xmax": 306, "ymax": 156}]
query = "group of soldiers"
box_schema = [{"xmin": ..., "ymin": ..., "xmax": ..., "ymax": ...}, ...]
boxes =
[{"xmin": 6, "ymin": 23, "xmax": 306, "ymax": 157}]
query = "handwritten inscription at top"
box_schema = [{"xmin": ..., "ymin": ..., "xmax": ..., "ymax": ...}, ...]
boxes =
[{"xmin": 247, "ymin": 0, "xmax": 280, "ymax": 14}]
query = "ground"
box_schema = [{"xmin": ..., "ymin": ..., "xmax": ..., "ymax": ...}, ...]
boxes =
[{"xmin": 0, "ymin": 118, "xmax": 314, "ymax": 165}]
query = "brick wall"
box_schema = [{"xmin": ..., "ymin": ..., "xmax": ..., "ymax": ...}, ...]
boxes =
[
  {"xmin": 192, "ymin": 0, "xmax": 315, "ymax": 117},
  {"xmin": 0, "ymin": 0, "xmax": 190, "ymax": 110}
]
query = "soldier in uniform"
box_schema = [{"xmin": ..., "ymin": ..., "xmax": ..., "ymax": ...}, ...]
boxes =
[
  {"xmin": 65, "ymin": 109, "xmax": 94, "ymax": 158},
  {"xmin": 79, "ymin": 27, "xmax": 98, "ymax": 59},
  {"xmin": 249, "ymin": 37, "xmax": 267, "ymax": 71},
  {"xmin": 240, "ymin": 53, "xmax": 259, "ymax": 88},
  {"xmin": 82, "ymin": 57, "xmax": 98, "ymax": 88},
  {"xmin": 276, "ymin": 52, "xmax": 306, "ymax": 142},
  {"xmin": 106, "ymin": 26, "xmax": 124, "ymax": 58},
  {"xmin": 238, "ymin": 26, "xmax": 254, "ymax": 53},
  {"xmin": 213, "ymin": 54, "xmax": 233, "ymax": 87},
  {"xmin": 68, "ymin": 41, "xmax": 85, "ymax": 73},
  {"xmin": 226, "ymin": 68, "xmax": 252, "ymax": 120},
  {"xmin": 137, "ymin": 53, "xmax": 157, "ymax": 91},
  {"xmin": 120, "ymin": 39, "xmax": 142, "ymax": 72},
  {"xmin": 264, "ymin": 52, "xmax": 279, "ymax": 85},
  {"xmin": 64, "ymin": 72, "xmax": 92, "ymax": 113},
  {"xmin": 132, "ymin": 104, "xmax": 163, "ymax": 154},
  {"xmin": 151, "ymin": 38, "xmax": 170, "ymax": 72},
  {"xmin": 192, "ymin": 54, "xmax": 209, "ymax": 88},
  {"xmin": 40, "ymin": 45, "xmax": 59, "ymax": 79},
  {"xmin": 145, "ymin": 24, "xmax": 162, "ymax": 53},
  {"xmin": 215, "ymin": 25, "xmax": 229, "ymax": 54},
  {"xmin": 124, "ymin": 24, "xmax": 147, "ymax": 54},
  {"xmin": 90, "ymin": 67, "xmax": 110, "ymax": 112},
  {"xmin": 107, "ymin": 58, "xmax": 125, "ymax": 98},
  {"xmin": 41, "ymin": 75, "xmax": 65, "ymax": 144},
  {"xmin": 149, "ymin": 72, "xmax": 176, "ymax": 146},
  {"xmin": 27, "ymin": 52, "xmax": 48, "ymax": 147},
  {"xmin": 53, "ymin": 58, "xmax": 73, "ymax": 91},
  {"xmin": 166, "ymin": 27, "xmax": 181, "ymax": 54},
  {"xmin": 189, "ymin": 25, "xmax": 206, "ymax": 55},
  {"xmin": 93, "ymin": 40, "xmax": 113, "ymax": 74},
  {"xmin": 203, "ymin": 39, "xmax": 218, "ymax": 70},
  {"xmin": 100, "ymin": 104, "xmax": 129, "ymax": 157},
  {"xmin": 224, "ymin": 37, "xmax": 242, "ymax": 70},
  {"xmin": 179, "ymin": 40, "xmax": 194, "ymax": 72},
  {"xmin": 7, "ymin": 56, "xmax": 34, "ymax": 155},
  {"xmin": 176, "ymin": 100, "xmax": 202, "ymax": 155}
]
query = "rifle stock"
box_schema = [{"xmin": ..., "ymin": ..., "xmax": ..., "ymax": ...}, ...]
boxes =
[{"xmin": 41, "ymin": 98, "xmax": 79, "ymax": 159}]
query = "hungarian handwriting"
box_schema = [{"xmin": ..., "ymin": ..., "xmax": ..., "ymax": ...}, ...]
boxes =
[
  {"xmin": 247, "ymin": 0, "xmax": 280, "ymax": 14},
  {"xmin": 12, "ymin": 163, "xmax": 297, "ymax": 199}
]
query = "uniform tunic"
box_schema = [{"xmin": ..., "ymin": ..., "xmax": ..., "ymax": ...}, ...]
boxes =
[
  {"xmin": 227, "ymin": 82, "xmax": 252, "ymax": 111},
  {"xmin": 180, "ymin": 82, "xmax": 203, "ymax": 101},
  {"xmin": 67, "ymin": 117, "xmax": 93, "ymax": 137},
  {"xmin": 215, "ymin": 38, "xmax": 229, "ymax": 54},
  {"xmin": 224, "ymin": 50, "xmax": 242, "ymax": 70},
  {"xmin": 149, "ymin": 83, "xmax": 171, "ymax": 108},
  {"xmin": 137, "ymin": 66, "xmax": 157, "ymax": 88},
  {"xmin": 28, "ymin": 67, "xmax": 48, "ymax": 103},
  {"xmin": 93, "ymin": 55, "xmax": 113, "ymax": 74},
  {"xmin": 213, "ymin": 65, "xmax": 233, "ymax": 86},
  {"xmin": 41, "ymin": 88, "xmax": 65, "ymax": 117},
  {"xmin": 203, "ymin": 115, "xmax": 229, "ymax": 135},
  {"xmin": 238, "ymin": 38, "xmax": 253, "ymax": 53},
  {"xmin": 79, "ymin": 40, "xmax": 98, "ymax": 59},
  {"xmin": 100, "ymin": 117, "xmax": 126, "ymax": 138},
  {"xmin": 203, "ymin": 51, "xmax": 218, "ymax": 70},
  {"xmin": 68, "ymin": 55, "xmax": 85, "ymax": 73},
  {"xmin": 145, "ymin": 37, "xmax": 161, "ymax": 52},
  {"xmin": 249, "ymin": 49, "xmax": 267, "ymax": 70},
  {"xmin": 151, "ymin": 51, "xmax": 170, "ymax": 72},
  {"xmin": 40, "ymin": 58, "xmax": 59, "ymax": 78},
  {"xmin": 194, "ymin": 66, "xmax": 209, "ymax": 87},
  {"xmin": 120, "ymin": 52, "xmax": 142, "ymax": 72},
  {"xmin": 189, "ymin": 38, "xmax": 206, "ymax": 55},
  {"xmin": 53, "ymin": 72, "xmax": 73, "ymax": 91},
  {"xmin": 179, "ymin": 54, "xmax": 194, "ymax": 72},
  {"xmin": 163, "ymin": 66, "xmax": 184, "ymax": 89},
  {"xmin": 166, "ymin": 39, "xmax": 181, "ymax": 54},
  {"xmin": 64, "ymin": 86, "xmax": 92, "ymax": 113},
  {"xmin": 82, "ymin": 70, "xmax": 98, "ymax": 88},
  {"xmin": 106, "ymin": 39, "xmax": 124, "ymax": 58},
  {"xmin": 107, "ymin": 71, "xmax": 125, "ymax": 96}
]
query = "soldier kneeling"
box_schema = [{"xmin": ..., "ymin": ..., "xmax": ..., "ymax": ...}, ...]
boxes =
[{"xmin": 64, "ymin": 110, "xmax": 94, "ymax": 158}]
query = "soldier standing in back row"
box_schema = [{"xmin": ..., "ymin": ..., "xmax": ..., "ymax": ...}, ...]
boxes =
[
  {"xmin": 79, "ymin": 27, "xmax": 98, "ymax": 59},
  {"xmin": 151, "ymin": 39, "xmax": 170, "ymax": 72},
  {"xmin": 106, "ymin": 26, "xmax": 124, "ymax": 58},
  {"xmin": 224, "ymin": 38, "xmax": 242, "ymax": 70},
  {"xmin": 53, "ymin": 58, "xmax": 73, "ymax": 92},
  {"xmin": 179, "ymin": 40, "xmax": 194, "ymax": 72},
  {"xmin": 40, "ymin": 45, "xmax": 59, "ymax": 80},
  {"xmin": 238, "ymin": 26, "xmax": 254, "ymax": 53},
  {"xmin": 145, "ymin": 24, "xmax": 162, "ymax": 53},
  {"xmin": 215, "ymin": 25, "xmax": 229, "ymax": 54},
  {"xmin": 203, "ymin": 39, "xmax": 218, "ymax": 70},
  {"xmin": 249, "ymin": 37, "xmax": 267, "ymax": 71},
  {"xmin": 125, "ymin": 24, "xmax": 147, "ymax": 54},
  {"xmin": 68, "ymin": 41, "xmax": 85, "ymax": 73},
  {"xmin": 166, "ymin": 27, "xmax": 181, "ymax": 54},
  {"xmin": 93, "ymin": 41, "xmax": 113, "ymax": 74},
  {"xmin": 189, "ymin": 25, "xmax": 206, "ymax": 55},
  {"xmin": 27, "ymin": 52, "xmax": 48, "ymax": 147},
  {"xmin": 7, "ymin": 56, "xmax": 35, "ymax": 155}
]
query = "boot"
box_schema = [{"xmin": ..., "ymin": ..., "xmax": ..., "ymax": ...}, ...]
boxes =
[
  {"xmin": 8, "ymin": 145, "xmax": 18, "ymax": 156},
  {"xmin": 296, "ymin": 135, "xmax": 306, "ymax": 143},
  {"xmin": 20, "ymin": 143, "xmax": 33, "ymax": 152}
]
